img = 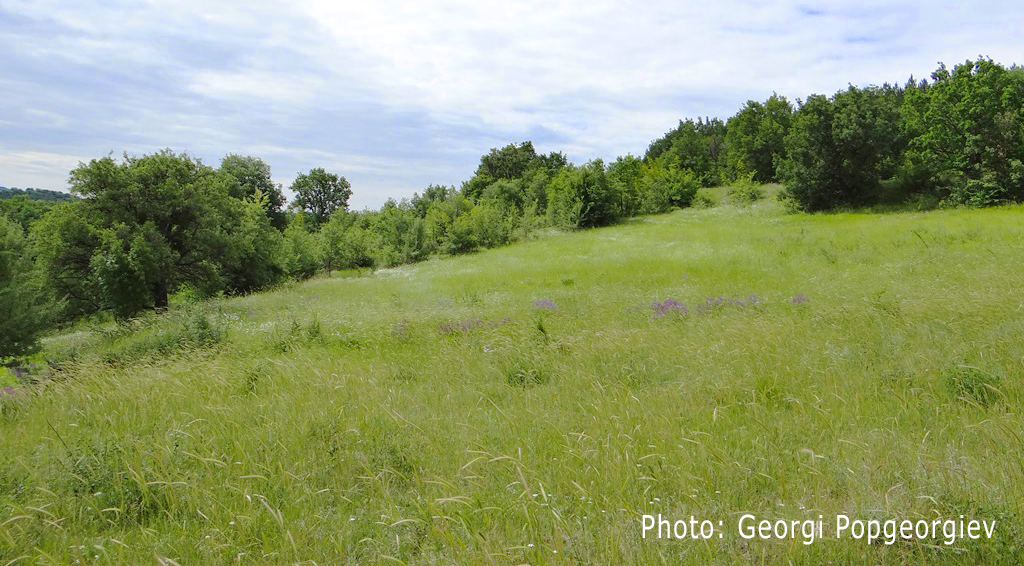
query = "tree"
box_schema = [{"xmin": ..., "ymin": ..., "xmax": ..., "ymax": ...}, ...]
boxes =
[
  {"xmin": 546, "ymin": 160, "xmax": 616, "ymax": 229},
  {"xmin": 725, "ymin": 94, "xmax": 793, "ymax": 182},
  {"xmin": 607, "ymin": 155, "xmax": 645, "ymax": 217},
  {"xmin": 291, "ymin": 168, "xmax": 352, "ymax": 227},
  {"xmin": 903, "ymin": 58, "xmax": 1024, "ymax": 205},
  {"xmin": 410, "ymin": 184, "xmax": 453, "ymax": 218},
  {"xmin": 423, "ymin": 193, "xmax": 472, "ymax": 252},
  {"xmin": 39, "ymin": 150, "xmax": 258, "ymax": 318},
  {"xmin": 32, "ymin": 202, "xmax": 103, "ymax": 319},
  {"xmin": 476, "ymin": 141, "xmax": 538, "ymax": 180},
  {"xmin": 1, "ymin": 216, "xmax": 51, "ymax": 361},
  {"xmin": 480, "ymin": 179, "xmax": 527, "ymax": 215},
  {"xmin": 778, "ymin": 86, "xmax": 903, "ymax": 211},
  {"xmin": 646, "ymin": 118, "xmax": 729, "ymax": 186},
  {"xmin": 0, "ymin": 195, "xmax": 55, "ymax": 234},
  {"xmin": 321, "ymin": 211, "xmax": 376, "ymax": 272},
  {"xmin": 372, "ymin": 199, "xmax": 428, "ymax": 267},
  {"xmin": 282, "ymin": 213, "xmax": 322, "ymax": 279},
  {"xmin": 219, "ymin": 154, "xmax": 287, "ymax": 229},
  {"xmin": 218, "ymin": 191, "xmax": 286, "ymax": 293}
]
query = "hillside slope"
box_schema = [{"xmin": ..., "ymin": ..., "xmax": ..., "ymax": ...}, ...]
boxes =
[{"xmin": 3, "ymin": 198, "xmax": 1023, "ymax": 564}]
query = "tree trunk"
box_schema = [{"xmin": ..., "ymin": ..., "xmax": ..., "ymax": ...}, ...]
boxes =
[{"xmin": 153, "ymin": 281, "xmax": 169, "ymax": 312}]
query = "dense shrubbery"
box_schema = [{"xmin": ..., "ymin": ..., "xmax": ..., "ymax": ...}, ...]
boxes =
[
  {"xmin": 3, "ymin": 58, "xmax": 1023, "ymax": 359},
  {"xmin": 779, "ymin": 58, "xmax": 1024, "ymax": 210}
]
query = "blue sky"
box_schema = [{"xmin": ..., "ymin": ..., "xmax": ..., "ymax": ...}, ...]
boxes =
[{"xmin": 1, "ymin": 0, "xmax": 1020, "ymax": 209}]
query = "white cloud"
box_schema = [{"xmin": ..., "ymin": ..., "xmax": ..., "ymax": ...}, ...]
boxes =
[
  {"xmin": 188, "ymin": 70, "xmax": 325, "ymax": 105},
  {"xmin": 1, "ymin": 0, "xmax": 1022, "ymax": 205},
  {"xmin": 0, "ymin": 149, "xmax": 92, "ymax": 189}
]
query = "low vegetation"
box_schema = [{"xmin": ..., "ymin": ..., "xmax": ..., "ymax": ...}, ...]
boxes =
[{"xmin": 3, "ymin": 194, "xmax": 1023, "ymax": 564}]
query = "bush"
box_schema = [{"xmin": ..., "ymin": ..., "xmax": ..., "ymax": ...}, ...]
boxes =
[
  {"xmin": 640, "ymin": 163, "xmax": 700, "ymax": 213},
  {"xmin": 469, "ymin": 202, "xmax": 513, "ymax": 249},
  {"xmin": 727, "ymin": 174, "xmax": 766, "ymax": 204},
  {"xmin": 283, "ymin": 214, "xmax": 323, "ymax": 279},
  {"xmin": 547, "ymin": 160, "xmax": 617, "ymax": 230},
  {"xmin": 443, "ymin": 213, "xmax": 478, "ymax": 255}
]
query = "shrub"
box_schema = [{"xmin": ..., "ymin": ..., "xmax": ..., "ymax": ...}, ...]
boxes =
[
  {"xmin": 727, "ymin": 174, "xmax": 766, "ymax": 204},
  {"xmin": 547, "ymin": 160, "xmax": 617, "ymax": 230},
  {"xmin": 640, "ymin": 163, "xmax": 700, "ymax": 213}
]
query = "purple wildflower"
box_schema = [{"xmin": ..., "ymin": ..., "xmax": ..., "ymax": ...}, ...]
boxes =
[
  {"xmin": 651, "ymin": 298, "xmax": 689, "ymax": 318},
  {"xmin": 790, "ymin": 294, "xmax": 809, "ymax": 305},
  {"xmin": 534, "ymin": 300, "xmax": 557, "ymax": 311}
]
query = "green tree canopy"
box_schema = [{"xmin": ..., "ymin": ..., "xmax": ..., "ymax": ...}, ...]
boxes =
[
  {"xmin": 903, "ymin": 58, "xmax": 1024, "ymax": 204},
  {"xmin": 290, "ymin": 168, "xmax": 352, "ymax": 227},
  {"xmin": 646, "ymin": 118, "xmax": 728, "ymax": 186},
  {"xmin": 1, "ymin": 216, "xmax": 51, "ymax": 361},
  {"xmin": 779, "ymin": 86, "xmax": 903, "ymax": 211},
  {"xmin": 38, "ymin": 150, "xmax": 250, "ymax": 317},
  {"xmin": 476, "ymin": 141, "xmax": 538, "ymax": 180},
  {"xmin": 547, "ymin": 160, "xmax": 616, "ymax": 229},
  {"xmin": 725, "ymin": 94, "xmax": 793, "ymax": 182},
  {"xmin": 219, "ymin": 154, "xmax": 287, "ymax": 229}
]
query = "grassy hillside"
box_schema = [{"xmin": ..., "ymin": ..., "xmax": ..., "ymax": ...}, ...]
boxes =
[{"xmin": 3, "ymin": 193, "xmax": 1023, "ymax": 564}]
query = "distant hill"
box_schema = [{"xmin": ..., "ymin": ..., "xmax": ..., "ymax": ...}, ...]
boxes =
[{"xmin": 0, "ymin": 186, "xmax": 77, "ymax": 202}]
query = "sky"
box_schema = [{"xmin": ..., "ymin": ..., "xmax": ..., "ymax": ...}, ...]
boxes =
[{"xmin": 0, "ymin": 0, "xmax": 1020, "ymax": 209}]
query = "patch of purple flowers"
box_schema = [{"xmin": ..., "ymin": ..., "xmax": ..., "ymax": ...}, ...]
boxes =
[
  {"xmin": 651, "ymin": 298, "xmax": 689, "ymax": 319},
  {"xmin": 533, "ymin": 300, "xmax": 557, "ymax": 311},
  {"xmin": 790, "ymin": 294, "xmax": 809, "ymax": 305},
  {"xmin": 7, "ymin": 363, "xmax": 38, "ymax": 381},
  {"xmin": 646, "ymin": 294, "xmax": 764, "ymax": 319}
]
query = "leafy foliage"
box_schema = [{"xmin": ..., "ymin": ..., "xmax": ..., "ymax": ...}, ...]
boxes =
[
  {"xmin": 779, "ymin": 86, "xmax": 904, "ymax": 211},
  {"xmin": 0, "ymin": 196, "xmax": 56, "ymax": 233},
  {"xmin": 639, "ymin": 160, "xmax": 700, "ymax": 213},
  {"xmin": 646, "ymin": 118, "xmax": 728, "ymax": 186},
  {"xmin": 726, "ymin": 173, "xmax": 766, "ymax": 204},
  {"xmin": 282, "ymin": 213, "xmax": 322, "ymax": 280},
  {"xmin": 219, "ymin": 154, "xmax": 287, "ymax": 229},
  {"xmin": 0, "ymin": 186, "xmax": 77, "ymax": 202},
  {"xmin": 0, "ymin": 216, "xmax": 51, "ymax": 361},
  {"xmin": 903, "ymin": 58, "xmax": 1024, "ymax": 205},
  {"xmin": 65, "ymin": 150, "xmax": 237, "ymax": 314},
  {"xmin": 547, "ymin": 160, "xmax": 617, "ymax": 229},
  {"xmin": 725, "ymin": 94, "xmax": 793, "ymax": 182},
  {"xmin": 290, "ymin": 168, "xmax": 352, "ymax": 227}
]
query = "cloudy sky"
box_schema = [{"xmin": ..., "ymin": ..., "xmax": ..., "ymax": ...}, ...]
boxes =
[{"xmin": 1, "ymin": 0, "xmax": 1019, "ymax": 208}]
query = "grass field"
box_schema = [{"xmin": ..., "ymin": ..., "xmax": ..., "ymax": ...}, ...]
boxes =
[{"xmin": 3, "ymin": 191, "xmax": 1024, "ymax": 564}]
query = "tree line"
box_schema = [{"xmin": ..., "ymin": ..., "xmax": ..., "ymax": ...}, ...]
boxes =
[
  {"xmin": 2, "ymin": 57, "xmax": 1022, "ymax": 363},
  {"xmin": 0, "ymin": 187, "xmax": 78, "ymax": 202}
]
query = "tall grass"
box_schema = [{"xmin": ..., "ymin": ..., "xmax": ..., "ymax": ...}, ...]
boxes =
[{"xmin": 3, "ymin": 197, "xmax": 1023, "ymax": 564}]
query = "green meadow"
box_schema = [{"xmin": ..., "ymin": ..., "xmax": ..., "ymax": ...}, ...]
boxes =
[{"xmin": 3, "ymin": 191, "xmax": 1023, "ymax": 564}]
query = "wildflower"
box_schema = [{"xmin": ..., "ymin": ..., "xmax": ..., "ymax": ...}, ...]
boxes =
[
  {"xmin": 790, "ymin": 294, "xmax": 809, "ymax": 305},
  {"xmin": 651, "ymin": 299, "xmax": 688, "ymax": 318},
  {"xmin": 533, "ymin": 300, "xmax": 557, "ymax": 311}
]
